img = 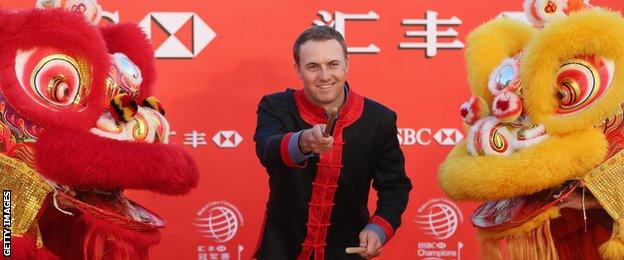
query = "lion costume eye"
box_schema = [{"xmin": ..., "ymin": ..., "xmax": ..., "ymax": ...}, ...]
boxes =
[
  {"xmin": 554, "ymin": 56, "xmax": 614, "ymax": 116},
  {"xmin": 488, "ymin": 58, "xmax": 521, "ymax": 95},
  {"xmin": 15, "ymin": 48, "xmax": 91, "ymax": 109}
]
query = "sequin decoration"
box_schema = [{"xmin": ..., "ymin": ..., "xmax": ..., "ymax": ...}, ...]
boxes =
[
  {"xmin": 582, "ymin": 151, "xmax": 624, "ymax": 220},
  {"xmin": 0, "ymin": 153, "xmax": 53, "ymax": 236}
]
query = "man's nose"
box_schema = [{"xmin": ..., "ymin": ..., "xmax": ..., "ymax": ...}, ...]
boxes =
[{"xmin": 319, "ymin": 67, "xmax": 331, "ymax": 81}]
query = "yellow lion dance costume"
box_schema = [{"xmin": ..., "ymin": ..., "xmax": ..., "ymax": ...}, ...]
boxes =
[{"xmin": 439, "ymin": 0, "xmax": 624, "ymax": 259}]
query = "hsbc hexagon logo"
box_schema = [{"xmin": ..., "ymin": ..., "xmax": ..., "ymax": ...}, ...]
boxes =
[
  {"xmin": 397, "ymin": 128, "xmax": 464, "ymax": 146},
  {"xmin": 139, "ymin": 12, "xmax": 216, "ymax": 58},
  {"xmin": 212, "ymin": 131, "xmax": 243, "ymax": 148}
]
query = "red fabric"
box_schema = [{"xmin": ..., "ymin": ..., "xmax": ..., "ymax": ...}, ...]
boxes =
[
  {"xmin": 370, "ymin": 215, "xmax": 395, "ymax": 241},
  {"xmin": 11, "ymin": 235, "xmax": 59, "ymax": 260},
  {"xmin": 551, "ymin": 208, "xmax": 612, "ymax": 260},
  {"xmin": 39, "ymin": 205, "xmax": 160, "ymax": 260},
  {"xmin": 34, "ymin": 128, "xmax": 199, "ymax": 195},
  {"xmin": 99, "ymin": 23, "xmax": 157, "ymax": 101},
  {"xmin": 0, "ymin": 9, "xmax": 109, "ymax": 131},
  {"xmin": 280, "ymin": 132, "xmax": 297, "ymax": 167},
  {"xmin": 294, "ymin": 88, "xmax": 364, "ymax": 260}
]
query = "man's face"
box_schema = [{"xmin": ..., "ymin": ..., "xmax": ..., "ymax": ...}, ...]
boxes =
[{"xmin": 295, "ymin": 39, "xmax": 348, "ymax": 108}]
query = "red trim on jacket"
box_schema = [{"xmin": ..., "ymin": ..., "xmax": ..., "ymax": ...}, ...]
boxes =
[
  {"xmin": 280, "ymin": 132, "xmax": 307, "ymax": 168},
  {"xmin": 294, "ymin": 87, "xmax": 364, "ymax": 260},
  {"xmin": 280, "ymin": 132, "xmax": 297, "ymax": 167},
  {"xmin": 370, "ymin": 215, "xmax": 395, "ymax": 241}
]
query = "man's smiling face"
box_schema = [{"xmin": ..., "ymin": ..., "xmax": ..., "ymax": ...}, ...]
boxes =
[{"xmin": 296, "ymin": 39, "xmax": 348, "ymax": 109}]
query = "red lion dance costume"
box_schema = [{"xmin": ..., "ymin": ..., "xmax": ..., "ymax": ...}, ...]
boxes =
[{"xmin": 3, "ymin": 1, "xmax": 199, "ymax": 259}]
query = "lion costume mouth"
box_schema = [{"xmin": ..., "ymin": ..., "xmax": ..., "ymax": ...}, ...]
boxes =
[
  {"xmin": 53, "ymin": 188, "xmax": 166, "ymax": 230},
  {"xmin": 34, "ymin": 127, "xmax": 199, "ymax": 195},
  {"xmin": 439, "ymin": 127, "xmax": 606, "ymax": 201}
]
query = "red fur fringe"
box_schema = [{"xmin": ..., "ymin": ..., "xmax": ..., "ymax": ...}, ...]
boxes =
[
  {"xmin": 0, "ymin": 9, "xmax": 110, "ymax": 131},
  {"xmin": 99, "ymin": 23, "xmax": 157, "ymax": 101},
  {"xmin": 12, "ymin": 235, "xmax": 58, "ymax": 260},
  {"xmin": 39, "ymin": 205, "xmax": 160, "ymax": 260},
  {"xmin": 35, "ymin": 128, "xmax": 199, "ymax": 195},
  {"xmin": 551, "ymin": 208, "xmax": 613, "ymax": 260}
]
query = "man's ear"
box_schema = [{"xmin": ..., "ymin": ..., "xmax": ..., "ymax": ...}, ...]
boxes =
[{"xmin": 294, "ymin": 61, "xmax": 303, "ymax": 79}]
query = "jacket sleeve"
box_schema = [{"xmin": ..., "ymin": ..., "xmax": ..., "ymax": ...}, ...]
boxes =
[
  {"xmin": 253, "ymin": 96, "xmax": 307, "ymax": 172},
  {"xmin": 369, "ymin": 111, "xmax": 412, "ymax": 242}
]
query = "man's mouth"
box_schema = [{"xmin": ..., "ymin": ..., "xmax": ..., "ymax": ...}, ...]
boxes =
[{"xmin": 317, "ymin": 82, "xmax": 334, "ymax": 89}]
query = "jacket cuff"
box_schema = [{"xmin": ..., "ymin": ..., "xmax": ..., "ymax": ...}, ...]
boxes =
[
  {"xmin": 364, "ymin": 223, "xmax": 387, "ymax": 245},
  {"xmin": 369, "ymin": 215, "xmax": 395, "ymax": 242},
  {"xmin": 288, "ymin": 130, "xmax": 314, "ymax": 164},
  {"xmin": 280, "ymin": 132, "xmax": 307, "ymax": 168}
]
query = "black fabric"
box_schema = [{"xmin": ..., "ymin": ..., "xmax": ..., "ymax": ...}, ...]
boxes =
[{"xmin": 253, "ymin": 89, "xmax": 412, "ymax": 260}]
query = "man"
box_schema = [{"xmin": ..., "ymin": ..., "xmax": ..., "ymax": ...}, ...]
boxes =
[{"xmin": 253, "ymin": 25, "xmax": 412, "ymax": 260}]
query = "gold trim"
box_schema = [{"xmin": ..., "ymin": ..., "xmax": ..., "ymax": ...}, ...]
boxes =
[
  {"xmin": 0, "ymin": 153, "xmax": 53, "ymax": 235},
  {"xmin": 582, "ymin": 150, "xmax": 624, "ymax": 220}
]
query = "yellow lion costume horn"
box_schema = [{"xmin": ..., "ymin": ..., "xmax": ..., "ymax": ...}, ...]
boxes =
[{"xmin": 439, "ymin": 0, "xmax": 624, "ymax": 259}]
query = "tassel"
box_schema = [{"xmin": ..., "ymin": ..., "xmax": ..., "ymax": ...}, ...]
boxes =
[
  {"xmin": 599, "ymin": 219, "xmax": 624, "ymax": 260},
  {"xmin": 479, "ymin": 237, "xmax": 502, "ymax": 260},
  {"xmin": 39, "ymin": 207, "xmax": 160, "ymax": 259},
  {"xmin": 477, "ymin": 208, "xmax": 560, "ymax": 260}
]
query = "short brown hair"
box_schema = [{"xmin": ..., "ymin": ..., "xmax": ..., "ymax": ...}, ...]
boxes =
[{"xmin": 293, "ymin": 26, "xmax": 348, "ymax": 65}]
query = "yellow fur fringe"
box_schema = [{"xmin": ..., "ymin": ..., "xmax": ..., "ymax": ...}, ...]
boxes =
[
  {"xmin": 478, "ymin": 207, "xmax": 560, "ymax": 260},
  {"xmin": 600, "ymin": 219, "xmax": 624, "ymax": 260},
  {"xmin": 439, "ymin": 128, "xmax": 606, "ymax": 201},
  {"xmin": 465, "ymin": 18, "xmax": 535, "ymax": 103}
]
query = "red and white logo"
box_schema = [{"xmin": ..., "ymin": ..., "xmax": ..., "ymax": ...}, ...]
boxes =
[
  {"xmin": 139, "ymin": 12, "xmax": 216, "ymax": 58},
  {"xmin": 414, "ymin": 198, "xmax": 463, "ymax": 240},
  {"xmin": 194, "ymin": 201, "xmax": 244, "ymax": 243},
  {"xmin": 398, "ymin": 128, "xmax": 464, "ymax": 146},
  {"xmin": 212, "ymin": 131, "xmax": 243, "ymax": 148}
]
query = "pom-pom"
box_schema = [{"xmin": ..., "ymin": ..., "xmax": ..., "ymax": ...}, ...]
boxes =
[
  {"xmin": 460, "ymin": 96, "xmax": 490, "ymax": 125},
  {"xmin": 109, "ymin": 93, "xmax": 138, "ymax": 122},
  {"xmin": 600, "ymin": 238, "xmax": 624, "ymax": 260},
  {"xmin": 142, "ymin": 96, "xmax": 165, "ymax": 116},
  {"xmin": 492, "ymin": 91, "xmax": 523, "ymax": 122}
]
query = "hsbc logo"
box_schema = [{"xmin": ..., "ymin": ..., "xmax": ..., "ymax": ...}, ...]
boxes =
[
  {"xmin": 139, "ymin": 12, "xmax": 216, "ymax": 58},
  {"xmin": 397, "ymin": 128, "xmax": 463, "ymax": 146},
  {"xmin": 212, "ymin": 131, "xmax": 243, "ymax": 148}
]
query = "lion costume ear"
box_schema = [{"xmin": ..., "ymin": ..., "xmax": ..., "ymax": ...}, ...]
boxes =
[
  {"xmin": 0, "ymin": 9, "xmax": 110, "ymax": 131},
  {"xmin": 100, "ymin": 23, "xmax": 157, "ymax": 101},
  {"xmin": 522, "ymin": 9, "xmax": 624, "ymax": 135},
  {"xmin": 465, "ymin": 18, "xmax": 535, "ymax": 104}
]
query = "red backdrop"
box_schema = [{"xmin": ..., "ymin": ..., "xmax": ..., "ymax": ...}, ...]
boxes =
[{"xmin": 3, "ymin": 1, "xmax": 623, "ymax": 259}]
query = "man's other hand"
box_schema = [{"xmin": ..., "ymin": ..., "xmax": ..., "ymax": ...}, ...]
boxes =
[{"xmin": 358, "ymin": 229, "xmax": 382, "ymax": 259}]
